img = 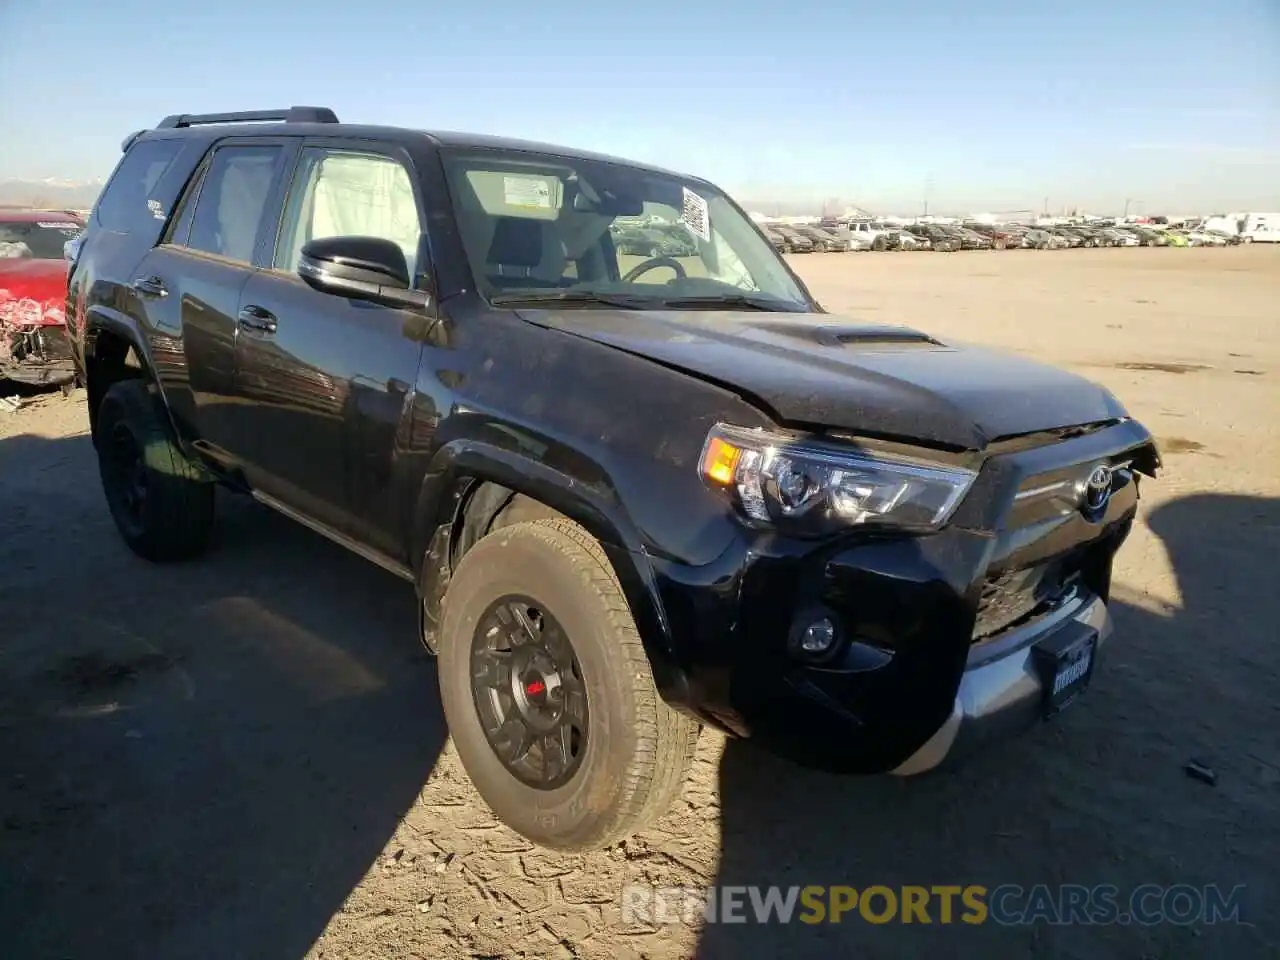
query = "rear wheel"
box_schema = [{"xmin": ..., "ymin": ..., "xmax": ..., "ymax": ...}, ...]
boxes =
[
  {"xmin": 438, "ymin": 519, "xmax": 699, "ymax": 851},
  {"xmin": 95, "ymin": 379, "xmax": 215, "ymax": 561}
]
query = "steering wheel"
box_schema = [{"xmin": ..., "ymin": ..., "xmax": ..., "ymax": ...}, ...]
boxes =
[{"xmin": 622, "ymin": 256, "xmax": 687, "ymax": 284}]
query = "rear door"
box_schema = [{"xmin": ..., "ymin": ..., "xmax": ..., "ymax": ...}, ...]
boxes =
[
  {"xmin": 231, "ymin": 140, "xmax": 430, "ymax": 554},
  {"xmin": 128, "ymin": 139, "xmax": 294, "ymax": 459}
]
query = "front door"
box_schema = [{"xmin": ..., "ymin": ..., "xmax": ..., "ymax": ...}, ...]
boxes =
[{"xmin": 232, "ymin": 143, "xmax": 429, "ymax": 556}]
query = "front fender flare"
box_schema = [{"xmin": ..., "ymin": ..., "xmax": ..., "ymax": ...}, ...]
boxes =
[{"xmin": 410, "ymin": 438, "xmax": 695, "ymax": 711}]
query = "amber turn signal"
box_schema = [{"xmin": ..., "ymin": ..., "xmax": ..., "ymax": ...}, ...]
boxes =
[{"xmin": 701, "ymin": 436, "xmax": 742, "ymax": 485}]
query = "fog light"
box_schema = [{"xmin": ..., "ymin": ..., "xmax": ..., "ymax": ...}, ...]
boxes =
[{"xmin": 798, "ymin": 617, "xmax": 837, "ymax": 655}]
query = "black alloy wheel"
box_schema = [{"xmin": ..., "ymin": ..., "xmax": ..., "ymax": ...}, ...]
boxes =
[
  {"xmin": 471, "ymin": 596, "xmax": 589, "ymax": 790},
  {"xmin": 102, "ymin": 420, "xmax": 150, "ymax": 539}
]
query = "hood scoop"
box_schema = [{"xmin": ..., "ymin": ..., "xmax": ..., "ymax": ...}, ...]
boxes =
[{"xmin": 748, "ymin": 319, "xmax": 943, "ymax": 350}]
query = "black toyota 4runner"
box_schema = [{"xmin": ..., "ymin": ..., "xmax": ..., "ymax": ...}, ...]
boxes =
[{"xmin": 67, "ymin": 107, "xmax": 1160, "ymax": 851}]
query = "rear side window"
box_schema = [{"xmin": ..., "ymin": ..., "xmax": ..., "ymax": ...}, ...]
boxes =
[
  {"xmin": 186, "ymin": 146, "xmax": 283, "ymax": 263},
  {"xmin": 95, "ymin": 139, "xmax": 183, "ymax": 232}
]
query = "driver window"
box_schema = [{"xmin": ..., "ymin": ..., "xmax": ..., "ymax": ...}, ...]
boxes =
[{"xmin": 275, "ymin": 148, "xmax": 422, "ymax": 279}]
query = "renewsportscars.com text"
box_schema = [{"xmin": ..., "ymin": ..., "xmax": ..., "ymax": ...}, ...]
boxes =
[{"xmin": 621, "ymin": 883, "xmax": 1248, "ymax": 926}]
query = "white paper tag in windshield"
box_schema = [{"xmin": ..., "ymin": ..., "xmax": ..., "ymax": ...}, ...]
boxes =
[
  {"xmin": 37, "ymin": 221, "xmax": 80, "ymax": 231},
  {"xmin": 503, "ymin": 176, "xmax": 552, "ymax": 210},
  {"xmin": 680, "ymin": 187, "xmax": 711, "ymax": 242}
]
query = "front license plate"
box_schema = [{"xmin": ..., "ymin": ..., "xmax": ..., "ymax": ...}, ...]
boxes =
[{"xmin": 1032, "ymin": 622, "xmax": 1098, "ymax": 718}]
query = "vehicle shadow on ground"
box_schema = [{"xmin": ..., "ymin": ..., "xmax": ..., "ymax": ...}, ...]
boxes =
[
  {"xmin": 695, "ymin": 492, "xmax": 1279, "ymax": 958},
  {"xmin": 0, "ymin": 431, "xmax": 446, "ymax": 960}
]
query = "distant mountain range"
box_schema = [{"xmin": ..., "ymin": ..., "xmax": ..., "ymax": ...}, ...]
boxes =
[{"xmin": 0, "ymin": 178, "xmax": 105, "ymax": 210}]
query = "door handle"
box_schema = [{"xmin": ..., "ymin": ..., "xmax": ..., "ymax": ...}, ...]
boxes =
[
  {"xmin": 237, "ymin": 305, "xmax": 278, "ymax": 335},
  {"xmin": 130, "ymin": 276, "xmax": 168, "ymax": 298}
]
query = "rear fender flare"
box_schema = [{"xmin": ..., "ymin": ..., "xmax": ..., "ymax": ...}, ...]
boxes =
[{"xmin": 82, "ymin": 307, "xmax": 181, "ymax": 445}]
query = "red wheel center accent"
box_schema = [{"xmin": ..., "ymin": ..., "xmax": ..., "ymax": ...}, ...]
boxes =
[{"xmin": 526, "ymin": 679, "xmax": 546, "ymax": 697}]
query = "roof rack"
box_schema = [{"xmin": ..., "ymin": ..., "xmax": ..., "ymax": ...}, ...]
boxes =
[{"xmin": 155, "ymin": 106, "xmax": 339, "ymax": 129}]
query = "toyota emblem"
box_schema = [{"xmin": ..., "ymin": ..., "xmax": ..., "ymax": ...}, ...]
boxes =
[{"xmin": 1082, "ymin": 464, "xmax": 1113, "ymax": 513}]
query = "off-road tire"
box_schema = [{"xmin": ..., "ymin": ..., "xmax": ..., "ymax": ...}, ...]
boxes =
[
  {"xmin": 95, "ymin": 379, "xmax": 214, "ymax": 562},
  {"xmin": 438, "ymin": 518, "xmax": 700, "ymax": 851}
]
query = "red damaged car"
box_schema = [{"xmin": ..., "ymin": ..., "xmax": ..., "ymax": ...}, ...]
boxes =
[{"xmin": 0, "ymin": 210, "xmax": 83, "ymax": 390}]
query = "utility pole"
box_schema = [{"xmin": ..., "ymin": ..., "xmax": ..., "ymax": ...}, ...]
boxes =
[{"xmin": 923, "ymin": 173, "xmax": 933, "ymax": 218}]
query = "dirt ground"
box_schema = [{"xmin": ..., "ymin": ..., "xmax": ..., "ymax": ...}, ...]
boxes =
[{"xmin": 2, "ymin": 246, "xmax": 1277, "ymax": 959}]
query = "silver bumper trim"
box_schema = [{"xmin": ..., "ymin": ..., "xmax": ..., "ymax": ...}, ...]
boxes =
[{"xmin": 891, "ymin": 592, "xmax": 1112, "ymax": 776}]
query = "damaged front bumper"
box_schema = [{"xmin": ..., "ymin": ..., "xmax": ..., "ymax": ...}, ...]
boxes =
[{"xmin": 1, "ymin": 323, "xmax": 77, "ymax": 387}]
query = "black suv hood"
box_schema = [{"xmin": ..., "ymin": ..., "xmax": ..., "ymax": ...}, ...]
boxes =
[{"xmin": 520, "ymin": 308, "xmax": 1126, "ymax": 450}]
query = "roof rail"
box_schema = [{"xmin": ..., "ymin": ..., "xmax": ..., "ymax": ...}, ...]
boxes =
[{"xmin": 155, "ymin": 106, "xmax": 339, "ymax": 129}]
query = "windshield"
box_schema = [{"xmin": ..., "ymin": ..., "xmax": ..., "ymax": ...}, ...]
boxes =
[
  {"xmin": 0, "ymin": 219, "xmax": 82, "ymax": 260},
  {"xmin": 440, "ymin": 147, "xmax": 812, "ymax": 311}
]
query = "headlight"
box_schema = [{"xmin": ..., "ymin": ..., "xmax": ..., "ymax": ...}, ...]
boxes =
[{"xmin": 699, "ymin": 424, "xmax": 976, "ymax": 535}]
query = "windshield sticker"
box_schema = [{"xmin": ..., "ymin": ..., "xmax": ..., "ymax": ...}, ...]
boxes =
[
  {"xmin": 680, "ymin": 187, "xmax": 711, "ymax": 242},
  {"xmin": 36, "ymin": 222, "xmax": 80, "ymax": 231},
  {"xmin": 147, "ymin": 199, "xmax": 166, "ymax": 221},
  {"xmin": 502, "ymin": 176, "xmax": 553, "ymax": 210}
]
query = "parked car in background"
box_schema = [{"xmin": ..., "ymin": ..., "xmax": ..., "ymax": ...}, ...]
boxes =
[
  {"xmin": 1050, "ymin": 228, "xmax": 1086, "ymax": 248},
  {"xmin": 846, "ymin": 220, "xmax": 901, "ymax": 251},
  {"xmin": 1103, "ymin": 228, "xmax": 1141, "ymax": 247},
  {"xmin": 1049, "ymin": 230, "xmax": 1074, "ymax": 249},
  {"xmin": 1127, "ymin": 226, "xmax": 1169, "ymax": 246},
  {"xmin": 791, "ymin": 224, "xmax": 851, "ymax": 252},
  {"xmin": 1240, "ymin": 212, "xmax": 1280, "ymax": 243},
  {"xmin": 896, "ymin": 230, "xmax": 932, "ymax": 251},
  {"xmin": 769, "ymin": 224, "xmax": 816, "ymax": 253},
  {"xmin": 949, "ymin": 226, "xmax": 993, "ymax": 250},
  {"xmin": 760, "ymin": 226, "xmax": 789, "ymax": 254},
  {"xmin": 1186, "ymin": 229, "xmax": 1229, "ymax": 247},
  {"xmin": 611, "ymin": 222, "xmax": 659, "ymax": 256},
  {"xmin": 0, "ymin": 210, "xmax": 81, "ymax": 390},
  {"xmin": 906, "ymin": 224, "xmax": 960, "ymax": 252},
  {"xmin": 613, "ymin": 222, "xmax": 690, "ymax": 258},
  {"xmin": 965, "ymin": 223, "xmax": 1024, "ymax": 249},
  {"xmin": 1076, "ymin": 227, "xmax": 1113, "ymax": 247},
  {"xmin": 1158, "ymin": 229, "xmax": 1191, "ymax": 247},
  {"xmin": 1021, "ymin": 228, "xmax": 1055, "ymax": 250}
]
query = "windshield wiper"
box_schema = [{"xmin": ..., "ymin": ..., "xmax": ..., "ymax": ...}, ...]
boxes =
[
  {"xmin": 489, "ymin": 289, "xmax": 652, "ymax": 309},
  {"xmin": 654, "ymin": 293, "xmax": 803, "ymax": 312}
]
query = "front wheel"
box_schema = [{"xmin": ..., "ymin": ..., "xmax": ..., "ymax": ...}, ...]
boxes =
[
  {"xmin": 95, "ymin": 379, "xmax": 215, "ymax": 562},
  {"xmin": 438, "ymin": 519, "xmax": 700, "ymax": 851}
]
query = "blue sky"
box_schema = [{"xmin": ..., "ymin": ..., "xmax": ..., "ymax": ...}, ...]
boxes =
[{"xmin": 2, "ymin": 0, "xmax": 1277, "ymax": 213}]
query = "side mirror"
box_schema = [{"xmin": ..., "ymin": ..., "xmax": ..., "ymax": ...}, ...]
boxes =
[{"xmin": 298, "ymin": 235, "xmax": 429, "ymax": 309}]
